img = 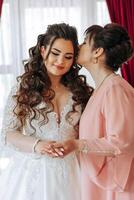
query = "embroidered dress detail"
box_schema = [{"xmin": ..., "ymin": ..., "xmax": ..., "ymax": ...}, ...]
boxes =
[{"xmin": 0, "ymin": 84, "xmax": 81, "ymax": 200}]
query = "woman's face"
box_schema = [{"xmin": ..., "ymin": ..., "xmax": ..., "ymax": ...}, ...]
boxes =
[
  {"xmin": 41, "ymin": 38, "xmax": 74, "ymax": 77},
  {"xmin": 77, "ymin": 35, "xmax": 94, "ymax": 69}
]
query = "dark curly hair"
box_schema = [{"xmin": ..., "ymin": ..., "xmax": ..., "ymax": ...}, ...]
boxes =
[
  {"xmin": 13, "ymin": 23, "xmax": 93, "ymax": 133},
  {"xmin": 85, "ymin": 23, "xmax": 134, "ymax": 71}
]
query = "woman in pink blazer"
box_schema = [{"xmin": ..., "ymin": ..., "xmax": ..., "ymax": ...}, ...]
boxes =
[{"xmin": 54, "ymin": 23, "xmax": 134, "ymax": 200}]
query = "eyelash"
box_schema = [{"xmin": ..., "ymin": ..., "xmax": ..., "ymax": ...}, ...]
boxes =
[
  {"xmin": 51, "ymin": 51, "xmax": 73, "ymax": 60},
  {"xmin": 65, "ymin": 56, "xmax": 73, "ymax": 60},
  {"xmin": 51, "ymin": 52, "xmax": 59, "ymax": 56}
]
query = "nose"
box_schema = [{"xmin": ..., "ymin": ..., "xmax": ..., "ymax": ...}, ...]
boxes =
[{"xmin": 57, "ymin": 55, "xmax": 64, "ymax": 64}]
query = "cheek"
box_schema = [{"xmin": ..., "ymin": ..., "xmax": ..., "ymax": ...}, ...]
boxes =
[
  {"xmin": 44, "ymin": 55, "xmax": 53, "ymax": 66},
  {"xmin": 83, "ymin": 53, "xmax": 90, "ymax": 62},
  {"xmin": 81, "ymin": 48, "xmax": 91, "ymax": 64},
  {"xmin": 66, "ymin": 59, "xmax": 73, "ymax": 69}
]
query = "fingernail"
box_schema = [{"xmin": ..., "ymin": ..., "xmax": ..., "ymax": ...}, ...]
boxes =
[
  {"xmin": 60, "ymin": 148, "xmax": 64, "ymax": 152},
  {"xmin": 59, "ymin": 152, "xmax": 64, "ymax": 156}
]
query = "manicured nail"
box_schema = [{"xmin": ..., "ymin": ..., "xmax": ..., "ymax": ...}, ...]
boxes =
[
  {"xmin": 59, "ymin": 152, "xmax": 64, "ymax": 156},
  {"xmin": 60, "ymin": 148, "xmax": 64, "ymax": 152}
]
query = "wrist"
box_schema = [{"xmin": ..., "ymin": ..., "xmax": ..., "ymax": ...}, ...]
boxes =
[
  {"xmin": 73, "ymin": 139, "xmax": 83, "ymax": 151},
  {"xmin": 32, "ymin": 138, "xmax": 42, "ymax": 153},
  {"xmin": 79, "ymin": 139, "xmax": 89, "ymax": 153}
]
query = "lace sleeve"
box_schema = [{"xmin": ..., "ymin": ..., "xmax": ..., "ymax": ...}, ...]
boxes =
[{"xmin": 1, "ymin": 83, "xmax": 22, "ymax": 145}]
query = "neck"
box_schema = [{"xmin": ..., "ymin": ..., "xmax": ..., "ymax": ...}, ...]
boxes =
[
  {"xmin": 88, "ymin": 66, "xmax": 114, "ymax": 89},
  {"xmin": 48, "ymin": 74, "xmax": 62, "ymax": 90},
  {"xmin": 51, "ymin": 81, "xmax": 62, "ymax": 90}
]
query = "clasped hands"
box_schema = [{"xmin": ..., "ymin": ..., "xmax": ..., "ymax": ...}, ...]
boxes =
[{"xmin": 35, "ymin": 139, "xmax": 78, "ymax": 158}]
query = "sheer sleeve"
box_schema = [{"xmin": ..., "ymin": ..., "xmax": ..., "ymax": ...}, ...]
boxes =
[
  {"xmin": 0, "ymin": 84, "xmax": 38, "ymax": 153},
  {"xmin": 1, "ymin": 84, "xmax": 22, "ymax": 145}
]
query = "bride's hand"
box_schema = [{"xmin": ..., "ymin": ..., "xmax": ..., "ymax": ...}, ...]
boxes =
[{"xmin": 34, "ymin": 140, "xmax": 64, "ymax": 157}]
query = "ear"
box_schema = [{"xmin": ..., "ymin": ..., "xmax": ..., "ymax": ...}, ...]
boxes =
[
  {"xmin": 94, "ymin": 47, "xmax": 104, "ymax": 58},
  {"xmin": 40, "ymin": 46, "xmax": 46, "ymax": 57}
]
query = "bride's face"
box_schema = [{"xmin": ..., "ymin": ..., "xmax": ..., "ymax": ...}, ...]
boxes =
[{"xmin": 41, "ymin": 38, "xmax": 74, "ymax": 77}]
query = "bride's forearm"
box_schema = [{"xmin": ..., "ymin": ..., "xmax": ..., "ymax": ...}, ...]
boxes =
[{"xmin": 6, "ymin": 131, "xmax": 40, "ymax": 153}]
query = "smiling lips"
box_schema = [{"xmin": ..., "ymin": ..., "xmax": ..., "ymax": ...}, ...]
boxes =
[{"xmin": 54, "ymin": 64, "xmax": 64, "ymax": 70}]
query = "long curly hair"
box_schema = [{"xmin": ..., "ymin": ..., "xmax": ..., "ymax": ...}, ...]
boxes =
[{"xmin": 13, "ymin": 23, "xmax": 93, "ymax": 133}]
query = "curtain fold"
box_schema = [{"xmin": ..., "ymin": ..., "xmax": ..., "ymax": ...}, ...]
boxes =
[
  {"xmin": 106, "ymin": 0, "xmax": 134, "ymax": 87},
  {"xmin": 0, "ymin": 0, "xmax": 3, "ymax": 17}
]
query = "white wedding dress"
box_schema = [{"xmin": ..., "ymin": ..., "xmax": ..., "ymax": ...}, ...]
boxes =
[{"xmin": 0, "ymin": 85, "xmax": 81, "ymax": 200}]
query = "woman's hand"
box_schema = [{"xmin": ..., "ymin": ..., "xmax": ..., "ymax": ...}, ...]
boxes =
[{"xmin": 53, "ymin": 139, "xmax": 79, "ymax": 157}]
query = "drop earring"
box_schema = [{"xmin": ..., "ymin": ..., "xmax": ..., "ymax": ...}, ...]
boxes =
[{"xmin": 93, "ymin": 58, "xmax": 98, "ymax": 64}]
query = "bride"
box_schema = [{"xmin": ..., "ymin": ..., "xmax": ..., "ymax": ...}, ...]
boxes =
[{"xmin": 0, "ymin": 23, "xmax": 93, "ymax": 200}]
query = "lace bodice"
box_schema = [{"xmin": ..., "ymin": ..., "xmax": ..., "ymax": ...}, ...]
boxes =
[
  {"xmin": 0, "ymin": 86, "xmax": 81, "ymax": 200},
  {"xmin": 1, "ymin": 84, "xmax": 81, "ymax": 144}
]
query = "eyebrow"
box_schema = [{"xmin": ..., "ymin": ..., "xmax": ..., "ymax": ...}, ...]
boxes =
[{"xmin": 52, "ymin": 48, "xmax": 74, "ymax": 55}]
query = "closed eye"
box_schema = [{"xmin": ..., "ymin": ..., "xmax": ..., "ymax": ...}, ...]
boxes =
[
  {"xmin": 51, "ymin": 51, "xmax": 73, "ymax": 60},
  {"xmin": 65, "ymin": 56, "xmax": 73, "ymax": 60},
  {"xmin": 51, "ymin": 51, "xmax": 59, "ymax": 56}
]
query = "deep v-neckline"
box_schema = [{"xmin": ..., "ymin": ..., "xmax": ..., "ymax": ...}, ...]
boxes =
[
  {"xmin": 52, "ymin": 93, "xmax": 72, "ymax": 124},
  {"xmin": 37, "ymin": 93, "xmax": 72, "ymax": 125}
]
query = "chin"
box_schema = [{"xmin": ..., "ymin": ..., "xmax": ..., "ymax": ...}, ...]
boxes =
[{"xmin": 52, "ymin": 71, "xmax": 67, "ymax": 77}]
